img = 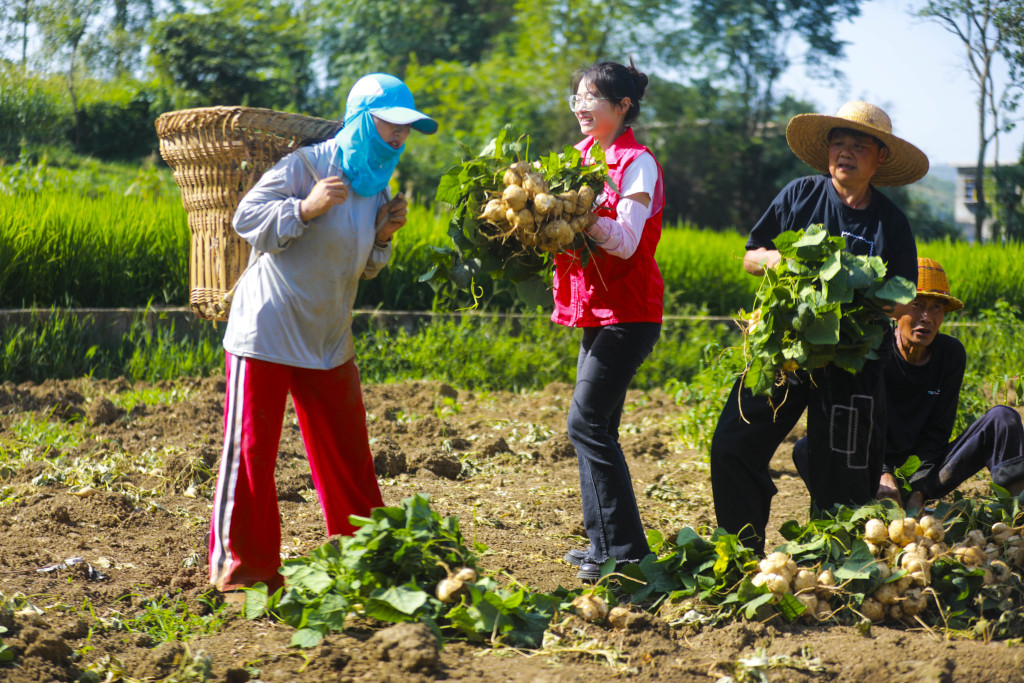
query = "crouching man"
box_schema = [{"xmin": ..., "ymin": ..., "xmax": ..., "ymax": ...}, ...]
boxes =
[{"xmin": 795, "ymin": 257, "xmax": 1024, "ymax": 508}]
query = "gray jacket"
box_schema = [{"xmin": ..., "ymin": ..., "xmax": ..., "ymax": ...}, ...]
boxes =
[{"xmin": 222, "ymin": 139, "xmax": 391, "ymax": 369}]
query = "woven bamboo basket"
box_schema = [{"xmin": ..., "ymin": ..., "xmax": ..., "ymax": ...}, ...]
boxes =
[{"xmin": 155, "ymin": 106, "xmax": 342, "ymax": 321}]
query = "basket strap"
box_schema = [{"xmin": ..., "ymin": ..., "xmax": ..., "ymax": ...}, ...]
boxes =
[{"xmin": 298, "ymin": 149, "xmax": 322, "ymax": 183}]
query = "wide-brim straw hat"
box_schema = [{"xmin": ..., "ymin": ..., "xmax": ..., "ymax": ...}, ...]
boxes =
[
  {"xmin": 786, "ymin": 101, "xmax": 929, "ymax": 186},
  {"xmin": 917, "ymin": 257, "xmax": 963, "ymax": 312}
]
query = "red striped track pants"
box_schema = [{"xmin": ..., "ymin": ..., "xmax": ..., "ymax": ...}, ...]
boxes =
[{"xmin": 209, "ymin": 353, "xmax": 384, "ymax": 591}]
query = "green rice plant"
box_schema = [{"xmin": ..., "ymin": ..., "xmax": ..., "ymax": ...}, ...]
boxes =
[
  {"xmin": 4, "ymin": 160, "xmax": 1024, "ymax": 315},
  {"xmin": 355, "ymin": 204, "xmax": 451, "ymax": 310},
  {"xmin": 120, "ymin": 319, "xmax": 223, "ymax": 383},
  {"xmin": 923, "ymin": 241, "xmax": 1024, "ymax": 314},
  {"xmin": 656, "ymin": 224, "xmax": 758, "ymax": 314},
  {"xmin": 354, "ymin": 312, "xmax": 578, "ymax": 391},
  {"xmin": 946, "ymin": 301, "xmax": 1024, "ymax": 437},
  {"xmin": 353, "ymin": 310, "xmax": 737, "ymax": 392},
  {"xmin": 0, "ymin": 309, "xmax": 109, "ymax": 380},
  {"xmin": 0, "ymin": 147, "xmax": 178, "ymax": 197},
  {"xmin": 635, "ymin": 306, "xmax": 740, "ymax": 388},
  {"xmin": 0, "ymin": 308, "xmax": 223, "ymax": 384},
  {"xmin": 0, "ymin": 191, "xmax": 189, "ymax": 308}
]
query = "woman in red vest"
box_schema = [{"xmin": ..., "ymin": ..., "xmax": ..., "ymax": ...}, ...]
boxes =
[{"xmin": 553, "ymin": 60, "xmax": 665, "ymax": 581}]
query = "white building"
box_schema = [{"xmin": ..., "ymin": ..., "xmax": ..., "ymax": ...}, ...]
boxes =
[{"xmin": 954, "ymin": 164, "xmax": 996, "ymax": 242}]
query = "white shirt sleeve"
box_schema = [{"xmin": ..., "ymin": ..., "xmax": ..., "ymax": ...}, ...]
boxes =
[
  {"xmin": 587, "ymin": 151, "xmax": 657, "ymax": 259},
  {"xmin": 616, "ymin": 152, "xmax": 658, "ymax": 198},
  {"xmin": 588, "ymin": 198, "xmax": 651, "ymax": 259}
]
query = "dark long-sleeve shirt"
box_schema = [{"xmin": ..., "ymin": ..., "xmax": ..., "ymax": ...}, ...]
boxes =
[{"xmin": 883, "ymin": 331, "xmax": 966, "ymax": 473}]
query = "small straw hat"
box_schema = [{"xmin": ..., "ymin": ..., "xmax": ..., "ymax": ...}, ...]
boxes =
[
  {"xmin": 786, "ymin": 101, "xmax": 929, "ymax": 186},
  {"xmin": 916, "ymin": 257, "xmax": 963, "ymax": 312}
]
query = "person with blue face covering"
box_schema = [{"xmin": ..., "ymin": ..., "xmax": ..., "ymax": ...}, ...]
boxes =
[{"xmin": 209, "ymin": 74, "xmax": 437, "ymax": 596}]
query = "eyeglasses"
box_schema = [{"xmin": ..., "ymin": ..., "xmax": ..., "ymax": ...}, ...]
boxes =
[{"xmin": 568, "ymin": 94, "xmax": 608, "ymax": 112}]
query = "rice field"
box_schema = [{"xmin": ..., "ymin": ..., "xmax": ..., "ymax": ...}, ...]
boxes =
[
  {"xmin": 1, "ymin": 183, "xmax": 1022, "ymax": 315},
  {"xmin": 0, "ymin": 191, "xmax": 188, "ymax": 308}
]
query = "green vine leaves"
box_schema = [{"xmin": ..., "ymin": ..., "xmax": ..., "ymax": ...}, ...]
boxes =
[{"xmin": 741, "ymin": 225, "xmax": 917, "ymax": 396}]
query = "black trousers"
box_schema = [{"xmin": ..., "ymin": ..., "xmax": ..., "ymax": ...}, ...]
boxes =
[
  {"xmin": 710, "ymin": 359, "xmax": 886, "ymax": 554},
  {"xmin": 794, "ymin": 404, "xmax": 1024, "ymax": 502},
  {"xmin": 568, "ymin": 323, "xmax": 661, "ymax": 564},
  {"xmin": 914, "ymin": 405, "xmax": 1024, "ymax": 498}
]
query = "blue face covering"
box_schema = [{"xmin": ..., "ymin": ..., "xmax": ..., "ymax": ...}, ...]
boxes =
[{"xmin": 334, "ymin": 110, "xmax": 403, "ymax": 198}]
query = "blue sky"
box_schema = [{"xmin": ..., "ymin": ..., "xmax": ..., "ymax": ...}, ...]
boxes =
[{"xmin": 776, "ymin": 0, "xmax": 1023, "ymax": 169}]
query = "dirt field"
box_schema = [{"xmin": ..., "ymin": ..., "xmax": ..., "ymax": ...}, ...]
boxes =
[{"xmin": 1, "ymin": 376, "xmax": 1022, "ymax": 682}]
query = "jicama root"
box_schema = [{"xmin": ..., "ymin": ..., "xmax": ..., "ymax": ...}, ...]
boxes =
[{"xmin": 475, "ymin": 161, "xmax": 602, "ymax": 255}]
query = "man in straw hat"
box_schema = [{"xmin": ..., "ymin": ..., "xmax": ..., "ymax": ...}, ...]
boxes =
[
  {"xmin": 793, "ymin": 257, "xmax": 1024, "ymax": 508},
  {"xmin": 710, "ymin": 101, "xmax": 928, "ymax": 554}
]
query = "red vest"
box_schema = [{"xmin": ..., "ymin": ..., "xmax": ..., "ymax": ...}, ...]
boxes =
[{"xmin": 551, "ymin": 128, "xmax": 665, "ymax": 327}]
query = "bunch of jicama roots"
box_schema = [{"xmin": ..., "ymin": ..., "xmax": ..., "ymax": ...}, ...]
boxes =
[
  {"xmin": 856, "ymin": 515, "xmax": 1023, "ymax": 623},
  {"xmin": 479, "ymin": 162, "xmax": 598, "ymax": 253},
  {"xmin": 427, "ymin": 128, "xmax": 614, "ymax": 306},
  {"xmin": 757, "ymin": 514, "xmax": 1024, "ymax": 625}
]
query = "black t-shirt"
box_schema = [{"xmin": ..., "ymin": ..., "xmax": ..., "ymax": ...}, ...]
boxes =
[
  {"xmin": 746, "ymin": 175, "xmax": 918, "ymax": 284},
  {"xmin": 883, "ymin": 332, "xmax": 966, "ymax": 472}
]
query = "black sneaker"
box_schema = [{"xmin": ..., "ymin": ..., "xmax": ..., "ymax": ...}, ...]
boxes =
[
  {"xmin": 563, "ymin": 548, "xmax": 587, "ymax": 567},
  {"xmin": 577, "ymin": 558, "xmax": 644, "ymax": 582},
  {"xmin": 576, "ymin": 561, "xmax": 604, "ymax": 582}
]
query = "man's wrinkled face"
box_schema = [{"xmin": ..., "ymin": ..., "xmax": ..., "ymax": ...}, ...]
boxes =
[
  {"xmin": 893, "ymin": 294, "xmax": 946, "ymax": 348},
  {"xmin": 827, "ymin": 129, "xmax": 888, "ymax": 184}
]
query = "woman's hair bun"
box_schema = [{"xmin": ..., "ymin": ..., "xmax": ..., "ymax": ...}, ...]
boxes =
[{"xmin": 627, "ymin": 58, "xmax": 648, "ymax": 101}]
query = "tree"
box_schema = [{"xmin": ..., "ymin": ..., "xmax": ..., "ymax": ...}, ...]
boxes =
[
  {"xmin": 314, "ymin": 0, "xmax": 515, "ymax": 91},
  {"xmin": 0, "ymin": 0, "xmax": 33, "ymax": 67},
  {"xmin": 882, "ymin": 185, "xmax": 964, "ymax": 242},
  {"xmin": 313, "ymin": 0, "xmax": 693, "ymax": 107},
  {"xmin": 148, "ymin": 0, "xmax": 314, "ymax": 110},
  {"xmin": 682, "ymin": 0, "xmax": 862, "ymax": 227},
  {"xmin": 993, "ymin": 163, "xmax": 1024, "ymax": 242},
  {"xmin": 918, "ymin": 0, "xmax": 1023, "ymax": 243},
  {"xmin": 684, "ymin": 0, "xmax": 861, "ymax": 137},
  {"xmin": 103, "ymin": 0, "xmax": 155, "ymax": 78},
  {"xmin": 33, "ymin": 0, "xmax": 101, "ymax": 144}
]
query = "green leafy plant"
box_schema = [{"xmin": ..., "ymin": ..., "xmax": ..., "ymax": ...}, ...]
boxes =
[
  {"xmin": 741, "ymin": 225, "xmax": 916, "ymax": 396},
  {"xmin": 244, "ymin": 493, "xmax": 578, "ymax": 649},
  {"xmin": 236, "ymin": 492, "xmax": 1024, "ymax": 649},
  {"xmin": 424, "ymin": 127, "xmax": 613, "ymax": 307},
  {"xmin": 614, "ymin": 526, "xmax": 759, "ymax": 615},
  {"xmin": 768, "ymin": 495, "xmax": 1024, "ymax": 636}
]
